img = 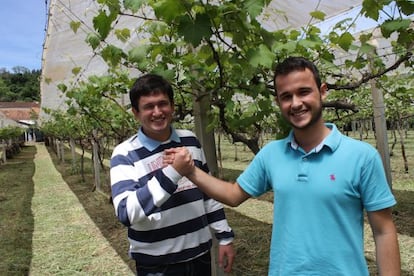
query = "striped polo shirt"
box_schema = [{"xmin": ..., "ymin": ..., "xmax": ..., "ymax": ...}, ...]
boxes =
[{"xmin": 110, "ymin": 127, "xmax": 234, "ymax": 266}]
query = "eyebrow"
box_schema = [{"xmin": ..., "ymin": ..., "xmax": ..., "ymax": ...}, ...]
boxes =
[{"xmin": 141, "ymin": 99, "xmax": 170, "ymax": 107}]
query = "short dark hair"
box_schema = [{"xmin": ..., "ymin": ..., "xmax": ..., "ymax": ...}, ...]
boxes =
[
  {"xmin": 274, "ymin": 57, "xmax": 322, "ymax": 94},
  {"xmin": 129, "ymin": 74, "xmax": 174, "ymax": 111}
]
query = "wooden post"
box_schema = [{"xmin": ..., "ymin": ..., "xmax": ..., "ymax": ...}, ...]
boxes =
[
  {"xmin": 69, "ymin": 138, "xmax": 77, "ymax": 167},
  {"xmin": 192, "ymin": 83, "xmax": 223, "ymax": 276},
  {"xmin": 60, "ymin": 140, "xmax": 65, "ymax": 163},
  {"xmin": 56, "ymin": 139, "xmax": 61, "ymax": 160},
  {"xmin": 1, "ymin": 144, "xmax": 6, "ymax": 163},
  {"xmin": 92, "ymin": 129, "xmax": 101, "ymax": 191},
  {"xmin": 193, "ymin": 90, "xmax": 219, "ymax": 177},
  {"xmin": 369, "ymin": 54, "xmax": 392, "ymax": 187},
  {"xmin": 370, "ymin": 78, "xmax": 392, "ymax": 187}
]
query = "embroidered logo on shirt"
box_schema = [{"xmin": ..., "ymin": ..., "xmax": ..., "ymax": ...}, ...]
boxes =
[{"xmin": 330, "ymin": 174, "xmax": 336, "ymax": 181}]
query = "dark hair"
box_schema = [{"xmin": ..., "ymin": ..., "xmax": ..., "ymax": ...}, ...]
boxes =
[
  {"xmin": 129, "ymin": 74, "xmax": 174, "ymax": 111},
  {"xmin": 274, "ymin": 56, "xmax": 322, "ymax": 94}
]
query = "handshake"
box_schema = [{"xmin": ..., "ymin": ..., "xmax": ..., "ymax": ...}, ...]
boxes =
[{"xmin": 163, "ymin": 147, "xmax": 195, "ymax": 177}]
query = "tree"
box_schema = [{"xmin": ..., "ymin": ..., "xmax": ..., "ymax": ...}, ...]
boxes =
[
  {"xmin": 85, "ymin": 0, "xmax": 413, "ymax": 152},
  {"xmin": 45, "ymin": 0, "xmax": 413, "ymax": 158},
  {"xmin": 0, "ymin": 67, "xmax": 41, "ymax": 101}
]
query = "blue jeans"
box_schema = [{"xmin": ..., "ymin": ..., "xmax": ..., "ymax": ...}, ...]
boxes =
[{"xmin": 136, "ymin": 252, "xmax": 212, "ymax": 276}]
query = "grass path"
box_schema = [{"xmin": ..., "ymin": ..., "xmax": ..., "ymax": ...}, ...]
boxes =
[{"xmin": 30, "ymin": 143, "xmax": 134, "ymax": 275}]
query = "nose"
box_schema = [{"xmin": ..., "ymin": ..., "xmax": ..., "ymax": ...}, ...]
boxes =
[
  {"xmin": 291, "ymin": 95, "xmax": 302, "ymax": 109},
  {"xmin": 152, "ymin": 105, "xmax": 162, "ymax": 115}
]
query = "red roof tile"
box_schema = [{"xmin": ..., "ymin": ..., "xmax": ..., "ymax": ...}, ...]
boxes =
[
  {"xmin": 0, "ymin": 102, "xmax": 40, "ymax": 108},
  {"xmin": 0, "ymin": 102, "xmax": 40, "ymax": 121}
]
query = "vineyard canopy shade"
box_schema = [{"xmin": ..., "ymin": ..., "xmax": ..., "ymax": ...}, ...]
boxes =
[{"xmin": 40, "ymin": 0, "xmax": 363, "ymax": 119}]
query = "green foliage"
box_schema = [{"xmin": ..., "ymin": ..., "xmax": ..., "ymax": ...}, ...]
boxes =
[
  {"xmin": 310, "ymin": 10, "xmax": 326, "ymax": 21},
  {"xmin": 124, "ymin": 0, "xmax": 145, "ymax": 13},
  {"xmin": 337, "ymin": 32, "xmax": 354, "ymax": 51},
  {"xmin": 51, "ymin": 0, "xmax": 413, "ymax": 155},
  {"xmin": 43, "ymin": 70, "xmax": 136, "ymax": 143},
  {"xmin": 86, "ymin": 33, "xmax": 101, "ymax": 50},
  {"xmin": 361, "ymin": 0, "xmax": 387, "ymax": 21},
  {"xmin": 0, "ymin": 67, "xmax": 40, "ymax": 102},
  {"xmin": 177, "ymin": 13, "xmax": 213, "ymax": 47},
  {"xmin": 71, "ymin": 67, "xmax": 82, "ymax": 76},
  {"xmin": 41, "ymin": 110, "xmax": 89, "ymax": 141},
  {"xmin": 383, "ymin": 74, "xmax": 414, "ymax": 120},
  {"xmin": 101, "ymin": 45, "xmax": 126, "ymax": 66},
  {"xmin": 114, "ymin": 28, "xmax": 131, "ymax": 42},
  {"xmin": 381, "ymin": 19, "xmax": 411, "ymax": 38},
  {"xmin": 70, "ymin": 21, "xmax": 81, "ymax": 33},
  {"xmin": 93, "ymin": 4, "xmax": 120, "ymax": 40},
  {"xmin": 0, "ymin": 126, "xmax": 24, "ymax": 141}
]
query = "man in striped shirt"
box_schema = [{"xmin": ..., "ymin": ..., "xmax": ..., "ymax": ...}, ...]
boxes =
[{"xmin": 110, "ymin": 74, "xmax": 235, "ymax": 275}]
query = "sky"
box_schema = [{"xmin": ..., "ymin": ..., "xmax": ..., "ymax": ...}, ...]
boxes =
[{"xmin": 0, "ymin": 0, "xmax": 48, "ymax": 71}]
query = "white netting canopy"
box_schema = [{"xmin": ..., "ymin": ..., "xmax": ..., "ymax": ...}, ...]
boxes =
[{"xmin": 40, "ymin": 0, "xmax": 363, "ymax": 120}]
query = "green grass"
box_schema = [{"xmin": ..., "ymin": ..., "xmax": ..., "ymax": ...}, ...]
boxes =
[
  {"xmin": 0, "ymin": 145, "xmax": 36, "ymax": 275},
  {"xmin": 37, "ymin": 144, "xmax": 135, "ymax": 275},
  {"xmin": 0, "ymin": 144, "xmax": 134, "ymax": 275},
  {"xmin": 1, "ymin": 129, "xmax": 413, "ymax": 275}
]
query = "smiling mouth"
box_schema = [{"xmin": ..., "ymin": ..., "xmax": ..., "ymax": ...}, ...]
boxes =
[
  {"xmin": 152, "ymin": 117, "xmax": 165, "ymax": 122},
  {"xmin": 291, "ymin": 110, "xmax": 307, "ymax": 117}
]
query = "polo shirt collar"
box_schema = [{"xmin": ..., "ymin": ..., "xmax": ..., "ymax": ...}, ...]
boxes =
[
  {"xmin": 137, "ymin": 127, "xmax": 181, "ymax": 151},
  {"xmin": 321, "ymin": 123, "xmax": 341, "ymax": 152},
  {"xmin": 286, "ymin": 123, "xmax": 341, "ymax": 153}
]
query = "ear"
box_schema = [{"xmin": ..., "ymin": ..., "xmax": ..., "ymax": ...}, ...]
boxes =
[
  {"xmin": 320, "ymin": 83, "xmax": 328, "ymax": 101},
  {"xmin": 132, "ymin": 107, "xmax": 139, "ymax": 119},
  {"xmin": 274, "ymin": 95, "xmax": 280, "ymax": 106}
]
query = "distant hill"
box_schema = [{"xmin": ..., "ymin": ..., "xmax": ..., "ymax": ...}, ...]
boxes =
[{"xmin": 0, "ymin": 67, "xmax": 40, "ymax": 102}]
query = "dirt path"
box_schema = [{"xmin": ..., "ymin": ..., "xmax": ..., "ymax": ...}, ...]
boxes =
[{"xmin": 30, "ymin": 143, "xmax": 134, "ymax": 275}]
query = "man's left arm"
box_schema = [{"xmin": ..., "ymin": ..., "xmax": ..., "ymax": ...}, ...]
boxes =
[{"xmin": 367, "ymin": 208, "xmax": 401, "ymax": 276}]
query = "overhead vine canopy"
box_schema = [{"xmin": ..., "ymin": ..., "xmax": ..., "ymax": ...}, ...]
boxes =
[
  {"xmin": 40, "ymin": 0, "xmax": 413, "ymax": 155},
  {"xmin": 40, "ymin": 0, "xmax": 364, "ymax": 118}
]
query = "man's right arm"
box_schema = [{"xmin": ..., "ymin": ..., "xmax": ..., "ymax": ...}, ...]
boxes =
[
  {"xmin": 110, "ymin": 152, "xmax": 180, "ymax": 226},
  {"xmin": 165, "ymin": 147, "xmax": 250, "ymax": 207},
  {"xmin": 189, "ymin": 167, "xmax": 250, "ymax": 207}
]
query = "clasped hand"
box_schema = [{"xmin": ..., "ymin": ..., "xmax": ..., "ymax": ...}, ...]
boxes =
[{"xmin": 163, "ymin": 147, "xmax": 195, "ymax": 176}]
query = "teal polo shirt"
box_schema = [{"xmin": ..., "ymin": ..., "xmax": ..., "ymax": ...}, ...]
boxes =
[{"xmin": 237, "ymin": 123, "xmax": 396, "ymax": 275}]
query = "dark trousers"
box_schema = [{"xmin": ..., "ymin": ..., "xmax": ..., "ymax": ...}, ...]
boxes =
[{"xmin": 136, "ymin": 252, "xmax": 212, "ymax": 276}]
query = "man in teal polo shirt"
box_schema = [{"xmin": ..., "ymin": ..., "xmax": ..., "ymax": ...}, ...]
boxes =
[{"xmin": 164, "ymin": 56, "xmax": 401, "ymax": 275}]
